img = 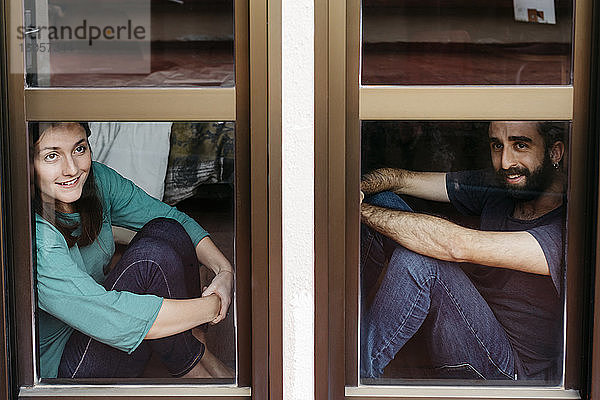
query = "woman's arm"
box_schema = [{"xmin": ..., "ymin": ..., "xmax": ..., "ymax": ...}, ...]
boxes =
[
  {"xmin": 145, "ymin": 239, "xmax": 233, "ymax": 338},
  {"xmin": 145, "ymin": 294, "xmax": 221, "ymax": 339},
  {"xmin": 99, "ymin": 163, "xmax": 234, "ymax": 323},
  {"xmin": 195, "ymin": 237, "xmax": 234, "ymax": 324}
]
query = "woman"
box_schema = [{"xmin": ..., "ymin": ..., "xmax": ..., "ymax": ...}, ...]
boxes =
[{"xmin": 33, "ymin": 122, "xmax": 234, "ymax": 379}]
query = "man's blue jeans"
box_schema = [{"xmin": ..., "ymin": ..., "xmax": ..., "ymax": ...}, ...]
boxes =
[
  {"xmin": 360, "ymin": 192, "xmax": 516, "ymax": 380},
  {"xmin": 58, "ymin": 218, "xmax": 205, "ymax": 378}
]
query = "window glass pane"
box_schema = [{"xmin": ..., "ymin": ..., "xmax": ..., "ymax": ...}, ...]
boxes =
[
  {"xmin": 23, "ymin": 0, "xmax": 234, "ymax": 87},
  {"xmin": 30, "ymin": 121, "xmax": 236, "ymax": 383},
  {"xmin": 360, "ymin": 120, "xmax": 568, "ymax": 385},
  {"xmin": 361, "ymin": 1, "xmax": 573, "ymax": 85}
]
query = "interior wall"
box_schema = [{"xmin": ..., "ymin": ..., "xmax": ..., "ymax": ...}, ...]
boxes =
[
  {"xmin": 151, "ymin": 11, "xmax": 233, "ymax": 41},
  {"xmin": 363, "ymin": 9, "xmax": 571, "ymax": 43}
]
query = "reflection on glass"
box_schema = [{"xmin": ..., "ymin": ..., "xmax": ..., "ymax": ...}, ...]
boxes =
[
  {"xmin": 23, "ymin": 0, "xmax": 234, "ymax": 87},
  {"xmin": 31, "ymin": 121, "xmax": 236, "ymax": 382},
  {"xmin": 361, "ymin": 1, "xmax": 572, "ymax": 85},
  {"xmin": 360, "ymin": 121, "xmax": 567, "ymax": 385}
]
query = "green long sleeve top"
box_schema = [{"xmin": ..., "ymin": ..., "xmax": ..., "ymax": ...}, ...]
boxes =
[{"xmin": 36, "ymin": 162, "xmax": 209, "ymax": 378}]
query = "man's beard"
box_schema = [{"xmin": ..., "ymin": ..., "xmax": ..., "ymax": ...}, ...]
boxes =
[{"xmin": 495, "ymin": 157, "xmax": 556, "ymax": 201}]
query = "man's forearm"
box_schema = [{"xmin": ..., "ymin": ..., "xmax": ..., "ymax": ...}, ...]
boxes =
[
  {"xmin": 360, "ymin": 204, "xmax": 550, "ymax": 275},
  {"xmin": 361, "ymin": 168, "xmax": 450, "ymax": 202},
  {"xmin": 361, "ymin": 203, "xmax": 463, "ymax": 262}
]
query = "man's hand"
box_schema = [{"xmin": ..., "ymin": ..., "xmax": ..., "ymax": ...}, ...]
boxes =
[
  {"xmin": 202, "ymin": 270, "xmax": 234, "ymax": 324},
  {"xmin": 361, "ymin": 168, "xmax": 398, "ymax": 194}
]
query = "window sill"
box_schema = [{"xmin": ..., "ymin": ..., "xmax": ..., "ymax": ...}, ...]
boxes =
[
  {"xmin": 346, "ymin": 386, "xmax": 580, "ymax": 399},
  {"xmin": 19, "ymin": 385, "xmax": 251, "ymax": 399}
]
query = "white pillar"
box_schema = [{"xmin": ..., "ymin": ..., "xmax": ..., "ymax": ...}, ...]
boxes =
[{"xmin": 282, "ymin": 0, "xmax": 314, "ymax": 397}]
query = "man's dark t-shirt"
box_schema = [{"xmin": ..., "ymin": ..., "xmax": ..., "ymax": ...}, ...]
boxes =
[{"xmin": 446, "ymin": 170, "xmax": 564, "ymax": 380}]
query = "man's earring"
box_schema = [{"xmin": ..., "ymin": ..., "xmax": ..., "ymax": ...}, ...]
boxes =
[{"xmin": 553, "ymin": 162, "xmax": 559, "ymax": 169}]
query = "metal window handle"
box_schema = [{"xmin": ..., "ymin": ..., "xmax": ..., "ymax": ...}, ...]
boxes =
[{"xmin": 24, "ymin": 28, "xmax": 40, "ymax": 35}]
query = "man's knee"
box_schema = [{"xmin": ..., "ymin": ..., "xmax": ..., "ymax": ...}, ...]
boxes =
[
  {"xmin": 388, "ymin": 246, "xmax": 439, "ymax": 285},
  {"xmin": 366, "ymin": 191, "xmax": 413, "ymax": 212}
]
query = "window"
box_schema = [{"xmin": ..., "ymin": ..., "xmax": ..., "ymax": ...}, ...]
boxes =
[
  {"xmin": 3, "ymin": 0, "xmax": 277, "ymax": 396},
  {"xmin": 361, "ymin": 0, "xmax": 573, "ymax": 85},
  {"xmin": 23, "ymin": 0, "xmax": 234, "ymax": 88},
  {"xmin": 315, "ymin": 0, "xmax": 593, "ymax": 397},
  {"xmin": 360, "ymin": 120, "xmax": 569, "ymax": 386},
  {"xmin": 30, "ymin": 120, "xmax": 237, "ymax": 383}
]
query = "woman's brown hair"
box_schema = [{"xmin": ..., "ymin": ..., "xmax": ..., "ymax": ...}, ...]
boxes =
[{"xmin": 32, "ymin": 122, "xmax": 103, "ymax": 248}]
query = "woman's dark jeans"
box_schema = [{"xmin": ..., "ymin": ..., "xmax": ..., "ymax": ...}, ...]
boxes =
[
  {"xmin": 360, "ymin": 192, "xmax": 516, "ymax": 381},
  {"xmin": 58, "ymin": 218, "xmax": 205, "ymax": 378}
]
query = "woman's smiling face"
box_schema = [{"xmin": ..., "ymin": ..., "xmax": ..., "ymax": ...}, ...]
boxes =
[{"xmin": 34, "ymin": 124, "xmax": 91, "ymax": 212}]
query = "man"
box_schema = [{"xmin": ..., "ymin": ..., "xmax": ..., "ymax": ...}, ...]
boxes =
[{"xmin": 360, "ymin": 121, "xmax": 566, "ymax": 382}]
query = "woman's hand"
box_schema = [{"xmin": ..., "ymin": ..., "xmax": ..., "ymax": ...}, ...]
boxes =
[
  {"xmin": 202, "ymin": 270, "xmax": 234, "ymax": 324},
  {"xmin": 195, "ymin": 237, "xmax": 234, "ymax": 324}
]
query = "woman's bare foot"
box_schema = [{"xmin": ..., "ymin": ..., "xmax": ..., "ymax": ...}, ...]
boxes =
[
  {"xmin": 191, "ymin": 327, "xmax": 235, "ymax": 379},
  {"xmin": 192, "ymin": 327, "xmax": 206, "ymax": 343},
  {"xmin": 199, "ymin": 348, "xmax": 235, "ymax": 379}
]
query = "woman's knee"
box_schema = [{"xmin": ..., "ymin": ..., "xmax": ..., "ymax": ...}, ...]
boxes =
[
  {"xmin": 109, "ymin": 236, "xmax": 196, "ymax": 298},
  {"xmin": 131, "ymin": 236, "xmax": 183, "ymax": 268},
  {"xmin": 139, "ymin": 218, "xmax": 188, "ymax": 241},
  {"xmin": 118, "ymin": 236, "xmax": 185, "ymax": 280},
  {"xmin": 136, "ymin": 218, "xmax": 196, "ymax": 258}
]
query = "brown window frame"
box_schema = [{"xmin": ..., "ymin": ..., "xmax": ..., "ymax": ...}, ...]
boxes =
[
  {"xmin": 315, "ymin": 0, "xmax": 596, "ymax": 398},
  {"xmin": 1, "ymin": 0, "xmax": 283, "ymax": 397},
  {"xmin": 1, "ymin": 5, "xmax": 11, "ymax": 394}
]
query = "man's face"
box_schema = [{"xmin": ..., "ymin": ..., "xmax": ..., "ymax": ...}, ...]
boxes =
[{"xmin": 489, "ymin": 121, "xmax": 555, "ymax": 200}]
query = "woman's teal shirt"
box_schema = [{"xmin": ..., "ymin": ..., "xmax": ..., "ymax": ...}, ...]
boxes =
[{"xmin": 36, "ymin": 162, "xmax": 208, "ymax": 378}]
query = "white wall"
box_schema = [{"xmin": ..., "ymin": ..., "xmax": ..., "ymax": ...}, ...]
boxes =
[{"xmin": 282, "ymin": 0, "xmax": 314, "ymax": 398}]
